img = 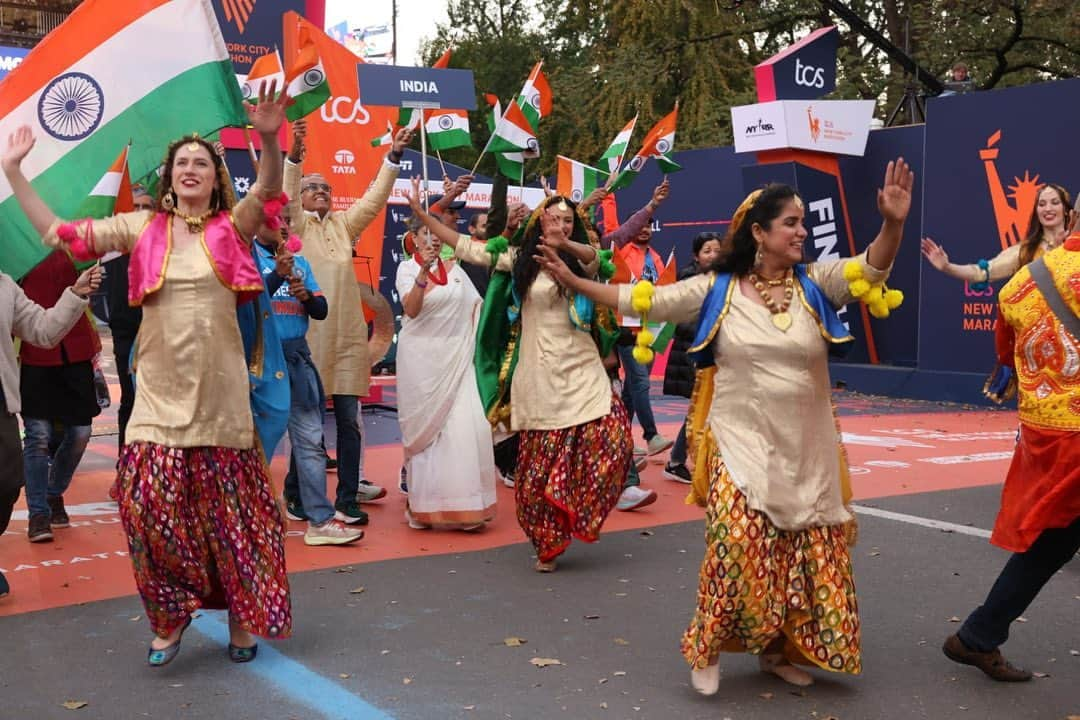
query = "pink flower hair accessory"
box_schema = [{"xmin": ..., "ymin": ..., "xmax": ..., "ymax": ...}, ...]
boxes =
[{"xmin": 58, "ymin": 219, "xmax": 97, "ymax": 261}]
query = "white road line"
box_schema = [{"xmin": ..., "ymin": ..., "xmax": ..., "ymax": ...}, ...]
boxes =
[{"xmin": 851, "ymin": 504, "xmax": 992, "ymax": 539}]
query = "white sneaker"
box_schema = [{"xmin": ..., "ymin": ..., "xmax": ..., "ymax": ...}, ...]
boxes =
[
  {"xmin": 356, "ymin": 482, "xmax": 387, "ymax": 503},
  {"xmin": 646, "ymin": 434, "xmax": 674, "ymax": 456},
  {"xmin": 304, "ymin": 520, "xmax": 364, "ymax": 546},
  {"xmin": 501, "ymin": 470, "xmax": 516, "ymax": 488},
  {"xmin": 634, "ymin": 456, "xmax": 648, "ymax": 472},
  {"xmin": 691, "ymin": 664, "xmax": 721, "ymax": 696},
  {"xmin": 616, "ymin": 485, "xmax": 657, "ymax": 512}
]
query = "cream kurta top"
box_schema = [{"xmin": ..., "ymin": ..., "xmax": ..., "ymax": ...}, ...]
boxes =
[
  {"xmin": 124, "ymin": 235, "xmax": 254, "ymax": 448},
  {"xmin": 454, "ymin": 235, "xmax": 610, "ymax": 431},
  {"xmin": 618, "ymin": 253, "xmax": 888, "ymax": 530},
  {"xmin": 284, "ymin": 158, "xmax": 400, "ymax": 397}
]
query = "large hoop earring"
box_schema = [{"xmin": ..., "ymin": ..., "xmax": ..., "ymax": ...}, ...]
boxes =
[{"xmin": 161, "ymin": 190, "xmax": 175, "ymax": 211}]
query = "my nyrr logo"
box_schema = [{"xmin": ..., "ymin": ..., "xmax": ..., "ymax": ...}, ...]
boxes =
[
  {"xmin": 795, "ymin": 58, "xmax": 826, "ymax": 89},
  {"xmin": 745, "ymin": 118, "xmax": 776, "ymax": 136}
]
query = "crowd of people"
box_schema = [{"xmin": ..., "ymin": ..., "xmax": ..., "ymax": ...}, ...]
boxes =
[{"xmin": 0, "ymin": 76, "xmax": 1075, "ymax": 703}]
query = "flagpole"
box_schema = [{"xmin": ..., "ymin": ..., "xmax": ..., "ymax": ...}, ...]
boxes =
[
  {"xmin": 418, "ymin": 107, "xmax": 429, "ymax": 212},
  {"xmin": 435, "ymin": 148, "xmax": 448, "ymax": 178},
  {"xmin": 242, "ymin": 126, "xmax": 260, "ymax": 175}
]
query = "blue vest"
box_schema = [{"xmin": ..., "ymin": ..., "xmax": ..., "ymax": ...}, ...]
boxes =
[{"xmin": 687, "ymin": 265, "xmax": 853, "ymax": 367}]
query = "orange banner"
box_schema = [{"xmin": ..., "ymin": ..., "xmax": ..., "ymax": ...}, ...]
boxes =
[{"xmin": 282, "ymin": 11, "xmax": 397, "ymax": 288}]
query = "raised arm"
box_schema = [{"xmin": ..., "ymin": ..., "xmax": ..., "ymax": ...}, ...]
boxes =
[
  {"xmin": 602, "ymin": 178, "xmax": 667, "ymax": 250},
  {"xmin": 2, "ymin": 125, "xmax": 58, "ymax": 236},
  {"xmin": 864, "ymin": 157, "xmax": 914, "ymax": 271},
  {"xmin": 233, "ymin": 82, "xmax": 290, "ymax": 238},
  {"xmin": 921, "ymin": 237, "xmax": 1020, "ymax": 284},
  {"xmin": 405, "ymin": 176, "xmax": 466, "ymax": 248},
  {"xmin": 283, "ymin": 118, "xmax": 307, "ymax": 234},
  {"xmin": 342, "ymin": 127, "xmax": 412, "ymax": 239},
  {"xmin": 485, "ymin": 174, "xmax": 509, "ymax": 239}
]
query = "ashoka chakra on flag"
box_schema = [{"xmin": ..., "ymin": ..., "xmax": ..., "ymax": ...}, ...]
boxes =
[{"xmin": 37, "ymin": 72, "xmax": 105, "ymax": 141}]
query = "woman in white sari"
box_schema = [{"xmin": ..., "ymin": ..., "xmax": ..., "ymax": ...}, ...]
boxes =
[{"xmin": 395, "ymin": 224, "xmax": 497, "ymax": 530}]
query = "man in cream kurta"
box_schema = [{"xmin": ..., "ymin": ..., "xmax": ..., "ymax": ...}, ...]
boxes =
[{"xmin": 281, "ymin": 121, "xmax": 412, "ymax": 519}]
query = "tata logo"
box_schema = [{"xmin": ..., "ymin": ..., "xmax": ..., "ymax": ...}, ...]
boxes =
[
  {"xmin": 795, "ymin": 58, "xmax": 826, "ymax": 89},
  {"xmin": 744, "ymin": 118, "xmax": 775, "ymax": 136},
  {"xmin": 321, "ymin": 96, "xmax": 372, "ymax": 125},
  {"xmin": 334, "ymin": 149, "xmax": 355, "ymax": 165},
  {"xmin": 399, "ymin": 80, "xmax": 439, "ymax": 93},
  {"xmin": 219, "ymin": 0, "xmax": 256, "ymax": 34}
]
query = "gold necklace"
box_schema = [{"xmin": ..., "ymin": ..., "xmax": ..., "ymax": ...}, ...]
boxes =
[
  {"xmin": 172, "ymin": 207, "xmax": 214, "ymax": 233},
  {"xmin": 749, "ymin": 270, "xmax": 795, "ymax": 331}
]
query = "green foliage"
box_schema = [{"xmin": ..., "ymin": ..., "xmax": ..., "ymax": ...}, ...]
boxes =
[{"xmin": 420, "ymin": 0, "xmax": 1079, "ymax": 176}]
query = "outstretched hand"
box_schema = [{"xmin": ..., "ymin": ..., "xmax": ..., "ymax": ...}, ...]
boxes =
[
  {"xmin": 405, "ymin": 176, "xmax": 424, "ymax": 212},
  {"xmin": 920, "ymin": 237, "xmax": 950, "ymax": 271},
  {"xmin": 2, "ymin": 125, "xmax": 36, "ymax": 174},
  {"xmin": 246, "ymin": 80, "xmax": 290, "ymax": 137},
  {"xmin": 877, "ymin": 157, "xmax": 914, "ymax": 223},
  {"xmin": 535, "ymin": 240, "xmax": 575, "ymax": 288}
]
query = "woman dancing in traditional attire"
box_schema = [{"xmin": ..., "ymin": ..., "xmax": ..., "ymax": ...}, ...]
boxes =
[
  {"xmin": 536, "ymin": 159, "xmax": 914, "ymax": 693},
  {"xmin": 1, "ymin": 85, "xmax": 292, "ymax": 666}
]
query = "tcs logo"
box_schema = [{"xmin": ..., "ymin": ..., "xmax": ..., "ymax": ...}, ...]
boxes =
[
  {"xmin": 321, "ymin": 96, "xmax": 371, "ymax": 125},
  {"xmin": 795, "ymin": 57, "xmax": 826, "ymax": 89}
]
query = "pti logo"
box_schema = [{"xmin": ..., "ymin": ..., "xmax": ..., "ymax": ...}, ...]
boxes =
[
  {"xmin": 807, "ymin": 106, "xmax": 821, "ymax": 142},
  {"xmin": 219, "ymin": 0, "xmax": 255, "ymax": 34}
]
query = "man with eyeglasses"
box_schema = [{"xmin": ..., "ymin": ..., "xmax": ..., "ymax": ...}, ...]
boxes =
[{"xmin": 282, "ymin": 118, "xmax": 413, "ymax": 524}]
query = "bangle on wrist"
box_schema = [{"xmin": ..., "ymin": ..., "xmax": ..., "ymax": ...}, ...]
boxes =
[{"xmin": 388, "ymin": 150, "xmax": 403, "ymax": 164}]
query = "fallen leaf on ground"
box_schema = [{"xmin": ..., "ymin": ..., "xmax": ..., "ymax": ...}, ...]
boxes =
[
  {"xmin": 503, "ymin": 637, "xmax": 527, "ymax": 647},
  {"xmin": 403, "ymin": 677, "xmax": 412, "ymax": 685},
  {"xmin": 868, "ymin": 551, "xmax": 881, "ymax": 557},
  {"xmin": 61, "ymin": 701, "xmax": 88, "ymax": 710},
  {"xmin": 759, "ymin": 692, "xmax": 773, "ymax": 700},
  {"xmin": 948, "ymin": 616, "xmax": 962, "ymax": 622},
  {"xmin": 530, "ymin": 657, "xmax": 563, "ymax": 667},
  {"xmin": 463, "ymin": 705, "xmax": 475, "ymax": 711},
  {"xmin": 1070, "ymin": 650, "xmax": 1079, "ymax": 656},
  {"xmin": 585, "ymin": 614, "xmax": 600, "ymax": 619},
  {"xmin": 339, "ymin": 673, "xmax": 351, "ymax": 679},
  {"xmin": 600, "ymin": 702, "xmax": 608, "ymax": 709},
  {"xmin": 349, "ymin": 586, "xmax": 365, "ymax": 594},
  {"xmin": 614, "ymin": 638, "xmax": 630, "ymax": 646}
]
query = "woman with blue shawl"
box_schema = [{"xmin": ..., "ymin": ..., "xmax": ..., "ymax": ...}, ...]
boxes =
[{"xmin": 537, "ymin": 159, "xmax": 915, "ymax": 694}]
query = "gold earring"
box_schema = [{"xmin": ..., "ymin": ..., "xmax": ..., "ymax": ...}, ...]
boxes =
[{"xmin": 161, "ymin": 191, "xmax": 175, "ymax": 211}]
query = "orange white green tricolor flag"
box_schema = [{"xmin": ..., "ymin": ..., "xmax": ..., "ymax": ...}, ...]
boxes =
[
  {"xmin": 486, "ymin": 100, "xmax": 537, "ymax": 155},
  {"xmin": 599, "ymin": 115, "xmax": 637, "ymax": 174},
  {"xmin": 0, "ymin": 0, "xmax": 246, "ymax": 280},
  {"xmin": 556, "ymin": 155, "xmax": 607, "ymax": 204},
  {"xmin": 78, "ymin": 145, "xmax": 134, "ymax": 218},
  {"xmin": 241, "ymin": 51, "xmax": 284, "ymax": 103},
  {"xmin": 285, "ymin": 24, "xmax": 331, "ymax": 121},
  {"xmin": 515, "ymin": 61, "xmax": 551, "ymax": 158},
  {"xmin": 610, "ymin": 104, "xmax": 681, "ymax": 191},
  {"xmin": 425, "ymin": 109, "xmax": 471, "ymax": 151},
  {"xmin": 396, "ymin": 48, "xmax": 453, "ymax": 130},
  {"xmin": 370, "ymin": 120, "xmax": 394, "ymax": 148},
  {"xmin": 485, "ymin": 94, "xmax": 524, "ymax": 180}
]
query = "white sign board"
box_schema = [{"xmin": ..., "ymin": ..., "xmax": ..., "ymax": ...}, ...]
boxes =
[{"xmin": 731, "ymin": 99, "xmax": 875, "ymax": 156}]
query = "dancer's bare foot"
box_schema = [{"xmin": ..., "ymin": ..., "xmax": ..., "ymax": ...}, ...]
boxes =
[
  {"xmin": 534, "ymin": 559, "xmax": 557, "ymax": 573},
  {"xmin": 690, "ymin": 662, "xmax": 721, "ymax": 696},
  {"xmin": 759, "ymin": 653, "xmax": 814, "ymax": 686}
]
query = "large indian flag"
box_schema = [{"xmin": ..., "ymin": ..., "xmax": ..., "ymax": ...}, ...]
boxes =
[{"xmin": 0, "ymin": 0, "xmax": 246, "ymax": 280}]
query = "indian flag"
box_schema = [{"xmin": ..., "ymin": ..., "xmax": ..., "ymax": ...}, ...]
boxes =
[
  {"xmin": 0, "ymin": 0, "xmax": 246, "ymax": 280},
  {"xmin": 285, "ymin": 24, "xmax": 330, "ymax": 121},
  {"xmin": 516, "ymin": 61, "xmax": 552, "ymax": 137},
  {"xmin": 79, "ymin": 145, "xmax": 134, "ymax": 217},
  {"xmin": 370, "ymin": 120, "xmax": 394, "ymax": 148},
  {"xmin": 486, "ymin": 100, "xmax": 537, "ymax": 155},
  {"xmin": 425, "ymin": 109, "xmax": 471, "ymax": 151},
  {"xmin": 556, "ymin": 155, "xmax": 607, "ymax": 203},
  {"xmin": 396, "ymin": 50, "xmax": 452, "ymax": 130},
  {"xmin": 599, "ymin": 115, "xmax": 637, "ymax": 174},
  {"xmin": 241, "ymin": 51, "xmax": 284, "ymax": 103},
  {"xmin": 610, "ymin": 104, "xmax": 681, "ymax": 191},
  {"xmin": 485, "ymin": 95, "xmax": 523, "ymax": 180}
]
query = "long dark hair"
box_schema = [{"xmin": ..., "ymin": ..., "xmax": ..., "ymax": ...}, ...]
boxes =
[
  {"xmin": 1018, "ymin": 183, "xmax": 1072, "ymax": 267},
  {"xmin": 711, "ymin": 184, "xmax": 800, "ymax": 276},
  {"xmin": 157, "ymin": 135, "xmax": 233, "ymax": 214},
  {"xmin": 512, "ymin": 196, "xmax": 594, "ymax": 299}
]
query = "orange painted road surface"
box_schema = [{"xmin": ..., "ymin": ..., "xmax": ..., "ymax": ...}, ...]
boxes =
[{"xmin": 0, "ymin": 409, "xmax": 1017, "ymax": 618}]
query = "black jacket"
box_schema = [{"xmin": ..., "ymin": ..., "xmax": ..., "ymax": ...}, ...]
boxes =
[{"xmin": 662, "ymin": 263, "xmax": 704, "ymax": 399}]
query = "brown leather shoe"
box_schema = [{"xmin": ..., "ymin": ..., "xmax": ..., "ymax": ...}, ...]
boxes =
[{"xmin": 943, "ymin": 634, "xmax": 1033, "ymax": 682}]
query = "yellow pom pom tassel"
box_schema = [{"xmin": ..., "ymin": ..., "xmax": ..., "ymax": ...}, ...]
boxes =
[
  {"xmin": 636, "ymin": 329, "xmax": 655, "ymax": 347},
  {"xmin": 842, "ymin": 261, "xmax": 864, "ymax": 282},
  {"xmin": 884, "ymin": 288, "xmax": 904, "ymax": 309},
  {"xmin": 632, "ymin": 345, "xmax": 654, "ymax": 365},
  {"xmin": 868, "ymin": 300, "xmax": 890, "ymax": 319},
  {"xmin": 630, "ymin": 281, "xmax": 655, "ymax": 314},
  {"xmin": 849, "ymin": 279, "xmax": 871, "ymax": 298}
]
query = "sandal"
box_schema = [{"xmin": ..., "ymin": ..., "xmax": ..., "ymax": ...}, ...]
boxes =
[
  {"xmin": 228, "ymin": 643, "xmax": 259, "ymax": 663},
  {"xmin": 759, "ymin": 653, "xmax": 814, "ymax": 687},
  {"xmin": 147, "ymin": 616, "xmax": 193, "ymax": 667},
  {"xmin": 534, "ymin": 559, "xmax": 557, "ymax": 573}
]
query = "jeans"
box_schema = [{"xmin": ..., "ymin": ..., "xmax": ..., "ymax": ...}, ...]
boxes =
[
  {"xmin": 958, "ymin": 517, "xmax": 1080, "ymax": 652},
  {"xmin": 287, "ymin": 403, "xmax": 335, "ymax": 525},
  {"xmin": 285, "ymin": 394, "xmax": 362, "ymax": 506},
  {"xmin": 670, "ymin": 420, "xmax": 688, "ymax": 465},
  {"xmin": 22, "ymin": 417, "xmax": 91, "ymax": 518},
  {"xmin": 617, "ymin": 344, "xmax": 657, "ymax": 441},
  {"xmin": 113, "ymin": 334, "xmax": 136, "ymax": 450}
]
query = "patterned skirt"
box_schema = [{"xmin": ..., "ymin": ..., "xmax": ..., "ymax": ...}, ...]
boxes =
[
  {"xmin": 681, "ymin": 450, "xmax": 861, "ymax": 674},
  {"xmin": 111, "ymin": 442, "xmax": 292, "ymax": 639},
  {"xmin": 515, "ymin": 396, "xmax": 632, "ymax": 562}
]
